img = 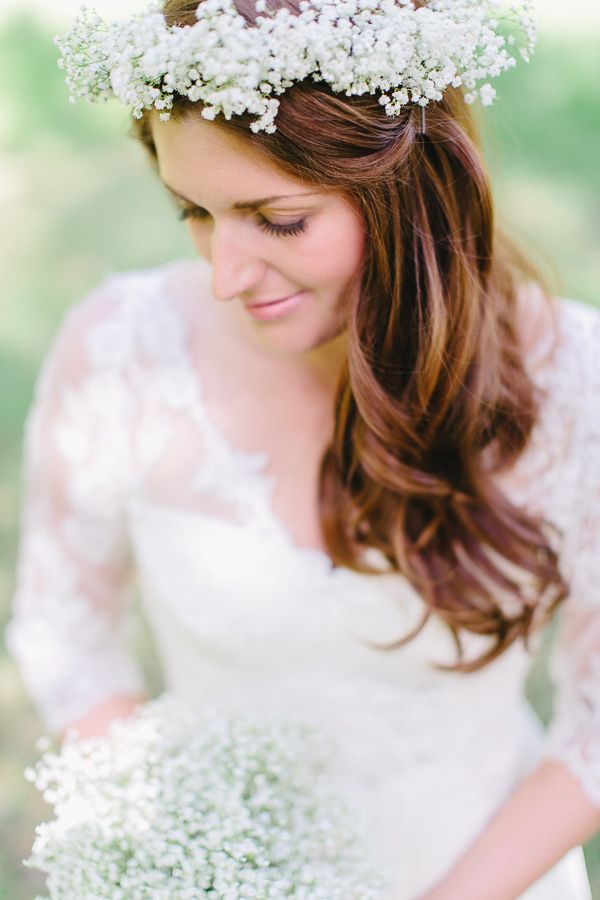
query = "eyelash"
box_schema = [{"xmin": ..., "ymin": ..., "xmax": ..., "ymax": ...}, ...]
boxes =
[{"xmin": 177, "ymin": 206, "xmax": 307, "ymax": 238}]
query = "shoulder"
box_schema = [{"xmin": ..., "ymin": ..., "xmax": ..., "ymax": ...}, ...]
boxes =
[
  {"xmin": 554, "ymin": 298, "xmax": 600, "ymax": 477},
  {"xmin": 65, "ymin": 256, "xmax": 199, "ymax": 331},
  {"xmin": 541, "ymin": 296, "xmax": 599, "ymax": 421},
  {"xmin": 46, "ymin": 258, "xmax": 203, "ymax": 380},
  {"xmin": 533, "ymin": 296, "xmax": 599, "ymax": 505},
  {"xmin": 495, "ymin": 289, "xmax": 599, "ymax": 515},
  {"xmin": 515, "ymin": 284, "xmax": 599, "ymax": 411},
  {"xmin": 553, "ymin": 296, "xmax": 600, "ymax": 380}
]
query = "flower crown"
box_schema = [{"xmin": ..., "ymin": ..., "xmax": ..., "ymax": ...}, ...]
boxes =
[{"xmin": 55, "ymin": 0, "xmax": 536, "ymax": 134}]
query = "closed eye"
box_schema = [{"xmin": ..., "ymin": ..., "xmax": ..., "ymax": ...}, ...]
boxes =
[{"xmin": 177, "ymin": 205, "xmax": 306, "ymax": 238}]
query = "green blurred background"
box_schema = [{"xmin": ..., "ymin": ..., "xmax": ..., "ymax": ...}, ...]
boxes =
[{"xmin": 0, "ymin": 1, "xmax": 599, "ymax": 897}]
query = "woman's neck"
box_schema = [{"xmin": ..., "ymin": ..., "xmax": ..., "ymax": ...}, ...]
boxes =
[{"xmin": 223, "ymin": 302, "xmax": 349, "ymax": 401}]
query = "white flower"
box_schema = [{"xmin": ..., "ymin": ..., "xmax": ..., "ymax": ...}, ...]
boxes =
[
  {"xmin": 54, "ymin": 0, "xmax": 536, "ymax": 132},
  {"xmin": 24, "ymin": 694, "xmax": 392, "ymax": 897},
  {"xmin": 479, "ymin": 82, "xmax": 497, "ymax": 105}
]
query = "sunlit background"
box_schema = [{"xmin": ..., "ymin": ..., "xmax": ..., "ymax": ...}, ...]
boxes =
[{"xmin": 1, "ymin": 1, "xmax": 599, "ymax": 897}]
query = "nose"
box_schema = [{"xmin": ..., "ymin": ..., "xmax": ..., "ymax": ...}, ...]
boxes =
[{"xmin": 208, "ymin": 220, "xmax": 266, "ymax": 302}]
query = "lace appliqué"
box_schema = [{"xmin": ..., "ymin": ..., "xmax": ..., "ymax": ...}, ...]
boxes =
[
  {"xmin": 528, "ymin": 301, "xmax": 600, "ymax": 809},
  {"xmin": 543, "ymin": 651, "xmax": 600, "ymax": 807}
]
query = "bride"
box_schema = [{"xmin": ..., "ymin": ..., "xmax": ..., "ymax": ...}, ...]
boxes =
[{"xmin": 7, "ymin": 1, "xmax": 600, "ymax": 897}]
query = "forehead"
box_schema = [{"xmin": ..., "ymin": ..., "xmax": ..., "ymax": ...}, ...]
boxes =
[{"xmin": 150, "ymin": 114, "xmax": 309, "ymax": 202}]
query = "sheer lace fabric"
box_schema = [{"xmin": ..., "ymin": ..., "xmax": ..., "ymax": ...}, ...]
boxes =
[{"xmin": 5, "ymin": 260, "xmax": 599, "ymax": 897}]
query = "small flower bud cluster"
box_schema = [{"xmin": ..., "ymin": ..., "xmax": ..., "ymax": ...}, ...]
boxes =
[
  {"xmin": 54, "ymin": 0, "xmax": 536, "ymax": 133},
  {"xmin": 24, "ymin": 693, "xmax": 391, "ymax": 898}
]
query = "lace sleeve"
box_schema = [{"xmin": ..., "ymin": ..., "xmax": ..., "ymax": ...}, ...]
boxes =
[
  {"xmin": 539, "ymin": 306, "xmax": 600, "ymax": 808},
  {"xmin": 5, "ymin": 282, "xmax": 146, "ymax": 736}
]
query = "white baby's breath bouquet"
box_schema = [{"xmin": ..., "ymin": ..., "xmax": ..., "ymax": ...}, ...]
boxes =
[{"xmin": 24, "ymin": 693, "xmax": 389, "ymax": 898}]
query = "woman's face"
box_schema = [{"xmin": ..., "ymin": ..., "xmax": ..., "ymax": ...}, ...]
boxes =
[{"xmin": 151, "ymin": 114, "xmax": 366, "ymax": 359}]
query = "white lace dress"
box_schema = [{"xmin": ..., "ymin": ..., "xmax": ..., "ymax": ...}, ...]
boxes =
[{"xmin": 6, "ymin": 260, "xmax": 600, "ymax": 899}]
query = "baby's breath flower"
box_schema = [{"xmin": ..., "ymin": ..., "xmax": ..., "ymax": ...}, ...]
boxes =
[
  {"xmin": 54, "ymin": 0, "xmax": 536, "ymax": 132},
  {"xmin": 24, "ymin": 693, "xmax": 390, "ymax": 898}
]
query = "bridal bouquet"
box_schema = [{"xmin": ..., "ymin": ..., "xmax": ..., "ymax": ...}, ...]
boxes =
[{"xmin": 23, "ymin": 693, "xmax": 389, "ymax": 898}]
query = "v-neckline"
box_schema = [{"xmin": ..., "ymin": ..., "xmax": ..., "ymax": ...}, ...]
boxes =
[{"xmin": 165, "ymin": 263, "xmax": 350, "ymax": 573}]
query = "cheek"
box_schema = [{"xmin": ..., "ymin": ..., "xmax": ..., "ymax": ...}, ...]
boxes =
[{"xmin": 301, "ymin": 217, "xmax": 366, "ymax": 289}]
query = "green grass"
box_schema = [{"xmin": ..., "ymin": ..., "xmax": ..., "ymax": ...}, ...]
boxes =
[{"xmin": 1, "ymin": 12, "xmax": 599, "ymax": 898}]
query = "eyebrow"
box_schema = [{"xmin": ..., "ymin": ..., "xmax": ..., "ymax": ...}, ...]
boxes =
[{"xmin": 162, "ymin": 181, "xmax": 319, "ymax": 210}]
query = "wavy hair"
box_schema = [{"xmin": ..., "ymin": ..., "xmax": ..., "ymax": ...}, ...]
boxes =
[{"xmin": 131, "ymin": 0, "xmax": 568, "ymax": 671}]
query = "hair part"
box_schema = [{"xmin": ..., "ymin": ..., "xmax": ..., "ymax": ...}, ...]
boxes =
[{"xmin": 131, "ymin": 0, "xmax": 568, "ymax": 672}]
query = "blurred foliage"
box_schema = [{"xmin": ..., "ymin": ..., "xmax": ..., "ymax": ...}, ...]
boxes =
[
  {"xmin": 481, "ymin": 32, "xmax": 600, "ymax": 307},
  {"xmin": 0, "ymin": 9, "xmax": 599, "ymax": 899}
]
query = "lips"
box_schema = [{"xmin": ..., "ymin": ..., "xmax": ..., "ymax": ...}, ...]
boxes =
[
  {"xmin": 243, "ymin": 291, "xmax": 305, "ymax": 321},
  {"xmin": 245, "ymin": 294, "xmax": 297, "ymax": 309}
]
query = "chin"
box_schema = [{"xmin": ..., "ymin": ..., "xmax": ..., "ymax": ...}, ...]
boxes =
[{"xmin": 251, "ymin": 320, "xmax": 346, "ymax": 357}]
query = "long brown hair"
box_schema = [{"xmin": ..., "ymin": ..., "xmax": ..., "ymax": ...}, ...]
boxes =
[{"xmin": 132, "ymin": 0, "xmax": 568, "ymax": 671}]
